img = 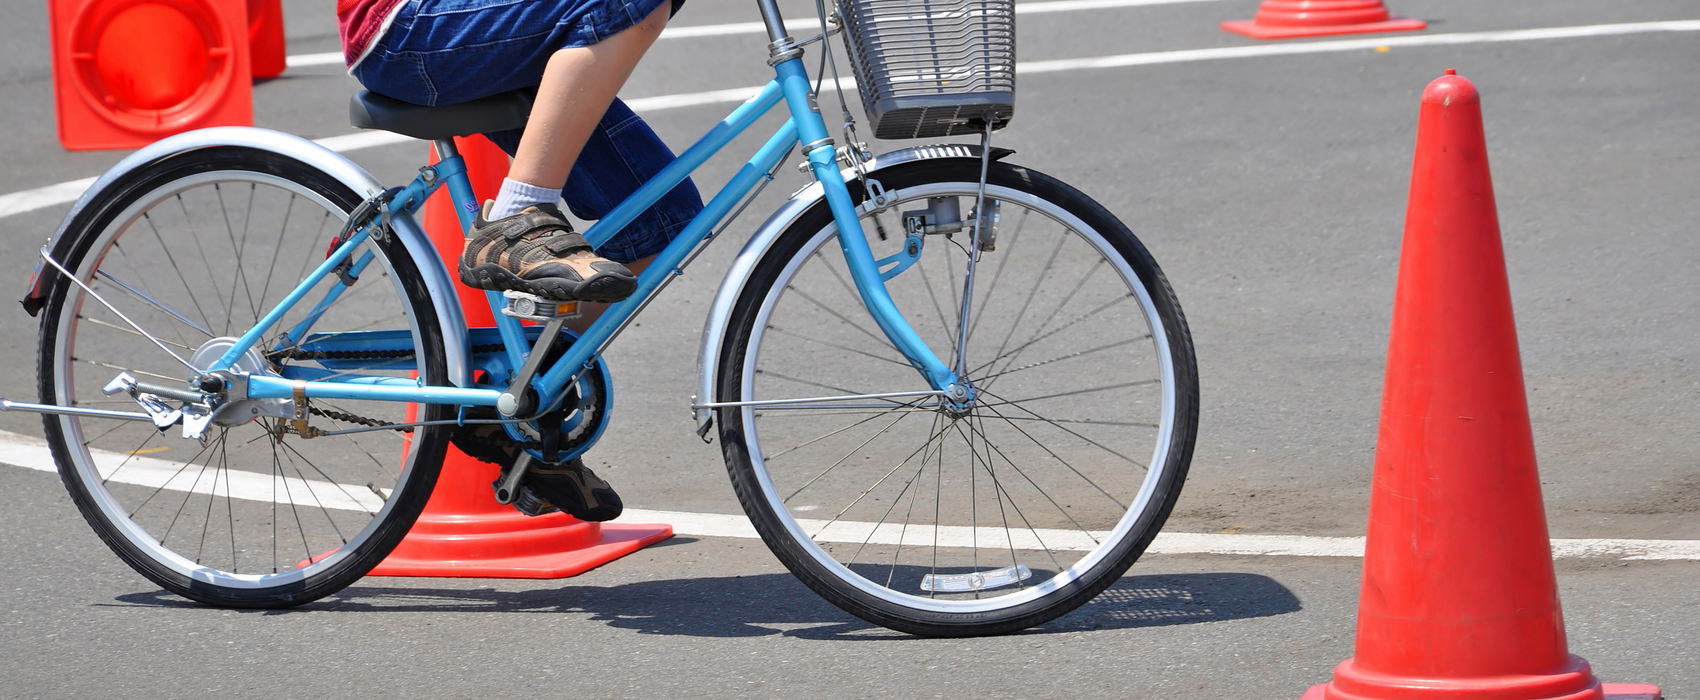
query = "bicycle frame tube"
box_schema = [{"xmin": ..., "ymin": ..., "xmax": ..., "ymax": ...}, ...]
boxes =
[
  {"xmin": 233, "ymin": 57, "xmax": 960, "ymax": 408},
  {"xmin": 772, "ymin": 57, "xmax": 959, "ymax": 391},
  {"xmin": 531, "ymin": 82, "xmax": 793, "ymax": 399},
  {"xmin": 209, "ymin": 152, "xmax": 469, "ymax": 371}
]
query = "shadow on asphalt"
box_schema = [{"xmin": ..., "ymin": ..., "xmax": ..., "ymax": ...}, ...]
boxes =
[{"xmin": 110, "ymin": 570, "xmax": 1300, "ymax": 639}]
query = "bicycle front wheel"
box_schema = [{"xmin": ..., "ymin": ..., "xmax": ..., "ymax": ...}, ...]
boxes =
[
  {"xmin": 716, "ymin": 158, "xmax": 1198, "ymax": 636},
  {"xmin": 37, "ymin": 146, "xmax": 452, "ymax": 608}
]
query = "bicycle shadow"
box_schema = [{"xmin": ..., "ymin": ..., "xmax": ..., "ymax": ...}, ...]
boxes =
[{"xmin": 109, "ymin": 566, "xmax": 1301, "ymax": 639}]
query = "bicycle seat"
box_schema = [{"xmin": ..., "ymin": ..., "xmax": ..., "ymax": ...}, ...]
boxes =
[{"xmin": 349, "ymin": 88, "xmax": 534, "ymax": 140}]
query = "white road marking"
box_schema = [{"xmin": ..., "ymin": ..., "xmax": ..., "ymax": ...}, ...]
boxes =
[
  {"xmin": 0, "ymin": 430, "xmax": 382, "ymax": 512},
  {"xmin": 8, "ymin": 19, "xmax": 1699, "ymax": 220},
  {"xmin": 1017, "ymin": 19, "xmax": 1700, "ymax": 74},
  {"xmin": 282, "ymin": 0, "xmax": 1225, "ymax": 66},
  {"xmin": 2, "ymin": 430, "xmax": 1694, "ymax": 560},
  {"xmin": 0, "ymin": 177, "xmax": 94, "ymax": 219}
]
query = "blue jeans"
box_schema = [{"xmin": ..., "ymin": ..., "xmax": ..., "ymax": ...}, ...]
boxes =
[{"xmin": 352, "ymin": 0, "xmax": 702, "ymax": 263}]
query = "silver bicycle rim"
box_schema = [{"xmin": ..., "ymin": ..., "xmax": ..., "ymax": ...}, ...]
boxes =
[
  {"xmin": 51, "ymin": 169, "xmax": 430, "ymax": 589},
  {"xmin": 739, "ymin": 181, "xmax": 1177, "ymax": 614}
]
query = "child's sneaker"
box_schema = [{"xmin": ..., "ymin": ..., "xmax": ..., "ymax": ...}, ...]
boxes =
[
  {"xmin": 458, "ymin": 202, "xmax": 637, "ymax": 302},
  {"xmin": 517, "ymin": 458, "xmax": 624, "ymax": 522}
]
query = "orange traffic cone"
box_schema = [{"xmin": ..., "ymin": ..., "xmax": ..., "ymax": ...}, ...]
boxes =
[
  {"xmin": 1221, "ymin": 1, "xmax": 1424, "ymax": 40},
  {"xmin": 1299, "ymin": 71, "xmax": 1661, "ymax": 700},
  {"xmin": 364, "ymin": 135, "xmax": 673, "ymax": 578},
  {"xmin": 248, "ymin": 0, "xmax": 286, "ymax": 80},
  {"xmin": 50, "ymin": 0, "xmax": 254, "ymax": 150}
]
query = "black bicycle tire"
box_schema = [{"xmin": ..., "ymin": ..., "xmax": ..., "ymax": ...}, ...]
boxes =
[
  {"xmin": 37, "ymin": 146, "xmax": 453, "ymax": 608},
  {"xmin": 716, "ymin": 158, "xmax": 1199, "ymax": 636}
]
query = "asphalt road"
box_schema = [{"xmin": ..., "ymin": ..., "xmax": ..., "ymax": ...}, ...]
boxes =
[{"xmin": 0, "ymin": 0, "xmax": 1696, "ymax": 697}]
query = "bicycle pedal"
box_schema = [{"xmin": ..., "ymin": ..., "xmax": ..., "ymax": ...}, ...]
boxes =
[
  {"xmin": 492, "ymin": 460, "xmax": 559, "ymax": 517},
  {"xmin": 510, "ymin": 485, "xmax": 560, "ymax": 517},
  {"xmin": 501, "ymin": 290, "xmax": 581, "ymax": 322}
]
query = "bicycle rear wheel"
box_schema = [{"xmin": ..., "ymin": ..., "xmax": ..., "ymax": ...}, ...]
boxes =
[
  {"xmin": 716, "ymin": 158, "xmax": 1198, "ymax": 636},
  {"xmin": 37, "ymin": 146, "xmax": 451, "ymax": 607}
]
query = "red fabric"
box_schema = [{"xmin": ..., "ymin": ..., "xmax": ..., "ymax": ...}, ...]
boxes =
[{"xmin": 337, "ymin": 0, "xmax": 407, "ymax": 67}]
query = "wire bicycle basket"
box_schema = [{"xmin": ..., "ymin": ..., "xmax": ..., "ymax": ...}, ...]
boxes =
[{"xmin": 837, "ymin": 0, "xmax": 1016, "ymax": 140}]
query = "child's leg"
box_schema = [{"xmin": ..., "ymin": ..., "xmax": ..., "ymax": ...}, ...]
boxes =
[
  {"xmin": 458, "ymin": 2, "xmax": 671, "ymax": 303},
  {"xmin": 508, "ymin": 2, "xmax": 670, "ymax": 194}
]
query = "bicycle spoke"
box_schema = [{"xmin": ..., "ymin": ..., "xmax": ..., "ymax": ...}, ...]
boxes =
[
  {"xmin": 174, "ymin": 194, "xmax": 232, "ymax": 334},
  {"xmin": 783, "ymin": 407, "xmax": 917, "ymax": 502},
  {"xmin": 126, "ymin": 437, "xmax": 219, "ymax": 516},
  {"xmin": 955, "ymin": 418, "xmax": 1100, "ymax": 545},
  {"xmin": 764, "ymin": 404, "xmax": 929, "ymax": 463},
  {"xmin": 971, "ymin": 410, "xmax": 1023, "ymax": 585},
  {"xmin": 814, "ymin": 418, "xmax": 955, "ymax": 533},
  {"xmin": 784, "ymin": 284, "xmax": 890, "ymax": 349},
  {"xmin": 843, "ymin": 411, "xmax": 946, "ymax": 568},
  {"xmin": 979, "ymin": 389, "xmax": 1150, "ymax": 468},
  {"xmin": 276, "ymin": 442, "xmax": 351, "ymax": 543},
  {"xmin": 965, "ymin": 207, "xmax": 1028, "ymax": 343},
  {"xmin": 973, "ymin": 288, "xmax": 1128, "ymax": 380},
  {"xmin": 276, "ymin": 439, "xmax": 377, "ymax": 519},
  {"xmin": 160, "ymin": 432, "xmax": 224, "ymax": 546},
  {"xmin": 984, "ymin": 226, "xmax": 1069, "ymax": 369},
  {"xmin": 954, "ymin": 419, "xmax": 1067, "ymax": 572},
  {"xmin": 75, "ymin": 359, "xmax": 180, "ymax": 383},
  {"xmin": 975, "ymin": 399, "xmax": 1130, "ymax": 507},
  {"xmin": 141, "ymin": 213, "xmax": 217, "ymax": 336},
  {"xmin": 95, "ymin": 269, "xmax": 214, "ymax": 339},
  {"xmin": 978, "ymin": 334, "xmax": 1147, "ymax": 384},
  {"xmin": 110, "ymin": 243, "xmax": 200, "ymax": 351},
  {"xmin": 976, "ymin": 378, "xmax": 1158, "ymax": 410},
  {"xmin": 78, "ymin": 314, "xmax": 195, "ymax": 352},
  {"xmin": 768, "ymin": 325, "xmax": 910, "ymax": 367},
  {"xmin": 213, "ymin": 183, "xmax": 260, "ymax": 324},
  {"xmin": 915, "ymin": 254, "xmax": 957, "ymax": 345}
]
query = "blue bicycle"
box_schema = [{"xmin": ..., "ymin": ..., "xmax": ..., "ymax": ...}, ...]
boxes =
[{"xmin": 17, "ymin": 0, "xmax": 1197, "ymax": 636}]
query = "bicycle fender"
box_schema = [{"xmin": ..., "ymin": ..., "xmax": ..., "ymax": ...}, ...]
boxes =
[
  {"xmin": 22, "ymin": 127, "xmax": 473, "ymax": 388},
  {"xmin": 694, "ymin": 143, "xmax": 1011, "ymax": 435}
]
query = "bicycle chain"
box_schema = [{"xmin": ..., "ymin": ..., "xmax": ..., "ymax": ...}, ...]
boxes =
[
  {"xmin": 308, "ymin": 406, "xmax": 411, "ymax": 433},
  {"xmin": 270, "ymin": 343, "xmax": 516, "ymax": 437},
  {"xmin": 270, "ymin": 344, "xmax": 507, "ymax": 361}
]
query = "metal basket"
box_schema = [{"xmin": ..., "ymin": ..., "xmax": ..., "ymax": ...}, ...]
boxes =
[{"xmin": 836, "ymin": 0, "xmax": 1015, "ymax": 140}]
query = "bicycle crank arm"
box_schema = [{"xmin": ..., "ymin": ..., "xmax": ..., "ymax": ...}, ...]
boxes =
[
  {"xmin": 493, "ymin": 452, "xmax": 536, "ymax": 505},
  {"xmin": 0, "ymin": 397, "xmax": 155, "ymax": 422}
]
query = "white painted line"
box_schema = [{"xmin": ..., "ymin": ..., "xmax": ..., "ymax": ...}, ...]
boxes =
[
  {"xmin": 281, "ymin": 0, "xmax": 1221, "ymax": 63},
  {"xmin": 10, "ymin": 18, "xmax": 1699, "ymax": 221},
  {"xmin": 1017, "ymin": 19, "xmax": 1700, "ymax": 74},
  {"xmin": 0, "ymin": 430, "xmax": 382, "ymax": 512},
  {"xmin": 284, "ymin": 52, "xmax": 343, "ymax": 68},
  {"xmin": 1016, "ymin": 0, "xmax": 1219, "ymax": 14},
  {"xmin": 0, "ymin": 177, "xmax": 95, "ymax": 219},
  {"xmin": 310, "ymin": 130, "xmax": 415, "ymax": 153},
  {"xmin": 2, "ymin": 430, "xmax": 1694, "ymax": 560}
]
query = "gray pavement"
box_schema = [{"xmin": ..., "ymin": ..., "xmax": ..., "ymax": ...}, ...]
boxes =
[{"xmin": 1, "ymin": 0, "xmax": 1697, "ymax": 696}]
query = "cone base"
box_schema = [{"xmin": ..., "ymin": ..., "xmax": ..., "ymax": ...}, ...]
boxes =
[
  {"xmin": 1221, "ymin": 16, "xmax": 1425, "ymax": 39},
  {"xmin": 367, "ymin": 519, "xmax": 674, "ymax": 578},
  {"xmin": 1299, "ymin": 681, "xmax": 1661, "ymax": 700}
]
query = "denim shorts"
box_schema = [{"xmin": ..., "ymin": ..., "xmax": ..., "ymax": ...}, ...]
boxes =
[{"xmin": 352, "ymin": 0, "xmax": 702, "ymax": 264}]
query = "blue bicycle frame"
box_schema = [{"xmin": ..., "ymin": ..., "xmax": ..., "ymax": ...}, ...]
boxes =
[{"xmin": 212, "ymin": 38, "xmax": 964, "ymax": 431}]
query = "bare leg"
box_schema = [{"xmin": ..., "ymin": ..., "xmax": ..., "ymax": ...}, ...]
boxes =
[{"xmin": 508, "ymin": 3, "xmax": 671, "ymax": 189}]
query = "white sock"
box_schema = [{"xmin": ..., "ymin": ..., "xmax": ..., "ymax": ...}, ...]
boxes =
[{"xmin": 487, "ymin": 178, "xmax": 562, "ymax": 220}]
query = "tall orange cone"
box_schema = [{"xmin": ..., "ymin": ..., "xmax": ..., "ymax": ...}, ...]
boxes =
[
  {"xmin": 1221, "ymin": 1, "xmax": 1425, "ymax": 40},
  {"xmin": 364, "ymin": 135, "xmax": 673, "ymax": 578},
  {"xmin": 51, "ymin": 0, "xmax": 254, "ymax": 150},
  {"xmin": 247, "ymin": 0, "xmax": 286, "ymax": 79},
  {"xmin": 1299, "ymin": 71, "xmax": 1661, "ymax": 700}
]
